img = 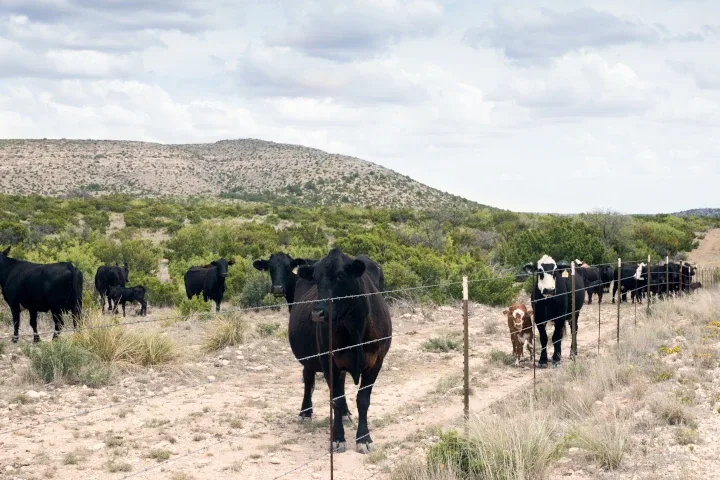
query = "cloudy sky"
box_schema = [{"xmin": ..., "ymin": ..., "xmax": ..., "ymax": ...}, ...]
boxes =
[{"xmin": 1, "ymin": 0, "xmax": 718, "ymax": 214}]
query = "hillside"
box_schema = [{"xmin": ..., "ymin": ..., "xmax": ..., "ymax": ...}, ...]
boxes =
[
  {"xmin": 0, "ymin": 138, "xmax": 478, "ymax": 210},
  {"xmin": 673, "ymin": 208, "xmax": 720, "ymax": 217}
]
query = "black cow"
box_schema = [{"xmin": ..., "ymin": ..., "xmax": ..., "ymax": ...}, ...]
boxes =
[
  {"xmin": 598, "ymin": 265, "xmax": 615, "ymax": 294},
  {"xmin": 253, "ymin": 253, "xmax": 317, "ymax": 311},
  {"xmin": 108, "ymin": 285, "xmax": 147, "ymax": 317},
  {"xmin": 291, "ymin": 248, "xmax": 391, "ymax": 454},
  {"xmin": 612, "ymin": 263, "xmax": 646, "ymax": 304},
  {"xmin": 573, "ymin": 259, "xmax": 603, "ymax": 304},
  {"xmin": 648, "ymin": 265, "xmax": 668, "ymax": 298},
  {"xmin": 94, "ymin": 262, "xmax": 128, "ymax": 312},
  {"xmin": 183, "ymin": 257, "xmax": 235, "ymax": 312},
  {"xmin": 0, "ymin": 246, "xmax": 83, "ymax": 343},
  {"xmin": 522, "ymin": 255, "xmax": 585, "ymax": 368}
]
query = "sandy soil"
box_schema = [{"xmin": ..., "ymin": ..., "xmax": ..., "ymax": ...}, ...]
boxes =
[
  {"xmin": 688, "ymin": 228, "xmax": 720, "ymax": 268},
  {"xmin": 0, "ymin": 296, "xmax": 641, "ymax": 480}
]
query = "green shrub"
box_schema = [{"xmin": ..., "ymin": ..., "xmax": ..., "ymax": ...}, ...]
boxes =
[
  {"xmin": 21, "ymin": 339, "xmax": 112, "ymax": 387},
  {"xmin": 131, "ymin": 276, "xmax": 184, "ymax": 308},
  {"xmin": 427, "ymin": 431, "xmax": 484, "ymax": 476},
  {"xmin": 240, "ymin": 271, "xmax": 270, "ymax": 308},
  {"xmin": 177, "ymin": 296, "xmax": 212, "ymax": 316}
]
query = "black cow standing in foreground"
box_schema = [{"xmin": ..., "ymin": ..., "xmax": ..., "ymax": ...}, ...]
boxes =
[
  {"xmin": 183, "ymin": 258, "xmax": 235, "ymax": 312},
  {"xmin": 253, "ymin": 252, "xmax": 316, "ymax": 311},
  {"xmin": 94, "ymin": 262, "xmax": 129, "ymax": 312},
  {"xmin": 0, "ymin": 246, "xmax": 83, "ymax": 343},
  {"xmin": 108, "ymin": 285, "xmax": 147, "ymax": 317},
  {"xmin": 291, "ymin": 248, "xmax": 391, "ymax": 454},
  {"xmin": 523, "ymin": 255, "xmax": 585, "ymax": 368},
  {"xmin": 598, "ymin": 265, "xmax": 615, "ymax": 293}
]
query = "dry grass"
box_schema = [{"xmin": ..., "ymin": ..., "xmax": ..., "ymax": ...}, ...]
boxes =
[
  {"xmin": 203, "ymin": 313, "xmax": 253, "ymax": 352},
  {"xmin": 72, "ymin": 312, "xmax": 178, "ymax": 366},
  {"xmin": 651, "ymin": 396, "xmax": 695, "ymax": 426},
  {"xmin": 574, "ymin": 412, "xmax": 632, "ymax": 471}
]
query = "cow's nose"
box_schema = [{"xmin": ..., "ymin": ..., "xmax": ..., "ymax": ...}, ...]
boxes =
[
  {"xmin": 311, "ymin": 308, "xmax": 326, "ymax": 323},
  {"xmin": 271, "ymin": 285, "xmax": 285, "ymax": 295},
  {"xmin": 542, "ymin": 288, "xmax": 556, "ymax": 296}
]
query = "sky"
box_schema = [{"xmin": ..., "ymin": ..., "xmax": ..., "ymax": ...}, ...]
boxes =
[{"xmin": 1, "ymin": 0, "xmax": 718, "ymax": 214}]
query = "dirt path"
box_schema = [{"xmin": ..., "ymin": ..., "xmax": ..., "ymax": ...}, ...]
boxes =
[
  {"xmin": 0, "ymin": 298, "xmax": 646, "ymax": 480},
  {"xmin": 688, "ymin": 228, "xmax": 720, "ymax": 268}
]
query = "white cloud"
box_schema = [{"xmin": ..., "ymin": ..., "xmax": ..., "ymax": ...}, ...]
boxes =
[
  {"xmin": 269, "ymin": 0, "xmax": 444, "ymax": 61},
  {"xmin": 0, "ymin": 0, "xmax": 719, "ymax": 213}
]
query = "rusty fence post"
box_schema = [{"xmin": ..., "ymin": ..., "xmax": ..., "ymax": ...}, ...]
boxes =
[
  {"xmin": 617, "ymin": 258, "xmax": 621, "ymax": 344},
  {"xmin": 462, "ymin": 276, "xmax": 469, "ymax": 435}
]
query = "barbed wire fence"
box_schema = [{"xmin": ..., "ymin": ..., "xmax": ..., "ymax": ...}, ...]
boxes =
[{"xmin": 0, "ymin": 257, "xmax": 717, "ymax": 479}]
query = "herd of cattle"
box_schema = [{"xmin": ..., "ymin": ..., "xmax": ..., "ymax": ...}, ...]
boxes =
[
  {"xmin": 508, "ymin": 256, "xmax": 699, "ymax": 368},
  {"xmin": 0, "ymin": 244, "xmax": 703, "ymax": 454}
]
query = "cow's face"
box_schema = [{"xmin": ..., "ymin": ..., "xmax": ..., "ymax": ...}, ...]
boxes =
[
  {"xmin": 503, "ymin": 306, "xmax": 531, "ymax": 330},
  {"xmin": 634, "ymin": 263, "xmax": 646, "ymax": 281},
  {"xmin": 298, "ymin": 248, "xmax": 366, "ymax": 323},
  {"xmin": 523, "ymin": 255, "xmax": 558, "ymax": 297},
  {"xmin": 253, "ymin": 253, "xmax": 307, "ymax": 296},
  {"xmin": 108, "ymin": 285, "xmax": 122, "ymax": 300},
  {"xmin": 0, "ymin": 246, "xmax": 10, "ymax": 278},
  {"xmin": 211, "ymin": 258, "xmax": 234, "ymax": 278}
]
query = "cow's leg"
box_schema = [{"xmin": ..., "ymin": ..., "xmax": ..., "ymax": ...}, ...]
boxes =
[
  {"xmin": 598, "ymin": 289, "xmax": 603, "ymax": 304},
  {"xmin": 587, "ymin": 291, "xmax": 593, "ymax": 304},
  {"xmin": 140, "ymin": 299, "xmax": 147, "ymax": 316},
  {"xmin": 29, "ymin": 310, "xmax": 40, "ymax": 343},
  {"xmin": 326, "ymin": 366, "xmax": 346, "ymax": 453},
  {"xmin": 121, "ymin": 301, "xmax": 126, "ymax": 318},
  {"xmin": 551, "ymin": 318, "xmax": 564, "ymax": 366},
  {"xmin": 10, "ymin": 304, "xmax": 21, "ymax": 343},
  {"xmin": 298, "ymin": 364, "xmax": 316, "ymax": 422},
  {"xmin": 215, "ymin": 300, "xmax": 221, "ymax": 313},
  {"xmin": 536, "ymin": 323, "xmax": 549, "ymax": 368},
  {"xmin": 337, "ymin": 372, "xmax": 352, "ymax": 424},
  {"xmin": 355, "ymin": 354, "xmax": 386, "ymax": 454},
  {"xmin": 51, "ymin": 309, "xmax": 64, "ymax": 339},
  {"xmin": 612, "ymin": 283, "xmax": 618, "ymax": 304}
]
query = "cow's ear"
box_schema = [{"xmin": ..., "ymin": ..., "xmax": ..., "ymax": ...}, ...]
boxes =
[
  {"xmin": 298, "ymin": 265, "xmax": 315, "ymax": 280},
  {"xmin": 526, "ymin": 309, "xmax": 533, "ymax": 316},
  {"xmin": 348, "ymin": 259, "xmax": 366, "ymax": 278},
  {"xmin": 228, "ymin": 259, "xmax": 235, "ymax": 266},
  {"xmin": 253, "ymin": 259, "xmax": 268, "ymax": 271},
  {"xmin": 522, "ymin": 263, "xmax": 534, "ymax": 274},
  {"xmin": 502, "ymin": 310, "xmax": 509, "ymax": 316},
  {"xmin": 1, "ymin": 246, "xmax": 9, "ymax": 256}
]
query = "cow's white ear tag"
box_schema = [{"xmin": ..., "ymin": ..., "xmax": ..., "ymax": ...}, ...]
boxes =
[
  {"xmin": 292, "ymin": 266, "xmax": 299, "ymax": 275},
  {"xmin": 562, "ymin": 271, "xmax": 569, "ymax": 278}
]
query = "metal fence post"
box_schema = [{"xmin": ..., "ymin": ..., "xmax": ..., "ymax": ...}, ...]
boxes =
[
  {"xmin": 532, "ymin": 272, "xmax": 537, "ymax": 402},
  {"xmin": 666, "ymin": 256, "xmax": 669, "ymax": 300},
  {"xmin": 462, "ymin": 276, "xmax": 469, "ymax": 435},
  {"xmin": 646, "ymin": 254, "xmax": 651, "ymax": 318},
  {"xmin": 679, "ymin": 261, "xmax": 683, "ymax": 295},
  {"xmin": 597, "ymin": 287, "xmax": 601, "ymax": 356},
  {"xmin": 617, "ymin": 258, "xmax": 621, "ymax": 344},
  {"xmin": 328, "ymin": 298, "xmax": 334, "ymax": 480},
  {"xmin": 571, "ymin": 262, "xmax": 577, "ymax": 358}
]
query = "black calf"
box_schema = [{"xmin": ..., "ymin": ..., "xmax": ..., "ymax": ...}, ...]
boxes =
[{"xmin": 108, "ymin": 285, "xmax": 147, "ymax": 317}]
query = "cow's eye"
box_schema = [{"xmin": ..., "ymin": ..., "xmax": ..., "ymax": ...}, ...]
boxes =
[{"xmin": 337, "ymin": 272, "xmax": 345, "ymax": 280}]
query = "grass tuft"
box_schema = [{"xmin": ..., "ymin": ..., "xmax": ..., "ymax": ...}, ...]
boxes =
[
  {"xmin": 423, "ymin": 334, "xmax": 461, "ymax": 353},
  {"xmin": 21, "ymin": 339, "xmax": 112, "ymax": 387},
  {"xmin": 203, "ymin": 314, "xmax": 252, "ymax": 352},
  {"xmin": 575, "ymin": 415, "xmax": 632, "ymax": 471}
]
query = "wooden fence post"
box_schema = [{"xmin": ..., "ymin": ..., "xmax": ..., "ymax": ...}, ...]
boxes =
[
  {"xmin": 617, "ymin": 258, "xmax": 621, "ymax": 344},
  {"xmin": 666, "ymin": 256, "xmax": 669, "ymax": 300},
  {"xmin": 462, "ymin": 276, "xmax": 469, "ymax": 435}
]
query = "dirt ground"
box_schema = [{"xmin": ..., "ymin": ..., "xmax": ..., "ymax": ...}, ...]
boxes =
[
  {"xmin": 688, "ymin": 228, "xmax": 720, "ymax": 268},
  {"xmin": 0, "ymin": 292, "xmax": 644, "ymax": 480}
]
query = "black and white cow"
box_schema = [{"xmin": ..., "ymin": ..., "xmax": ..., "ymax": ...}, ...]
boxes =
[{"xmin": 523, "ymin": 255, "xmax": 585, "ymax": 368}]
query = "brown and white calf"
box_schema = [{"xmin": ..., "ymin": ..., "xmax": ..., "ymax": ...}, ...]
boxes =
[{"xmin": 503, "ymin": 303, "xmax": 534, "ymax": 366}]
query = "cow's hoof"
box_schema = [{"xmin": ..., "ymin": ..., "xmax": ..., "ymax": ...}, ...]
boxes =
[
  {"xmin": 11, "ymin": 335, "xmax": 19, "ymax": 344},
  {"xmin": 331, "ymin": 441, "xmax": 346, "ymax": 453},
  {"xmin": 296, "ymin": 415, "xmax": 312, "ymax": 424},
  {"xmin": 552, "ymin": 361, "xmax": 561, "ymax": 368},
  {"xmin": 356, "ymin": 441, "xmax": 373, "ymax": 454},
  {"xmin": 537, "ymin": 363, "xmax": 548, "ymax": 369},
  {"xmin": 33, "ymin": 335, "xmax": 40, "ymax": 343}
]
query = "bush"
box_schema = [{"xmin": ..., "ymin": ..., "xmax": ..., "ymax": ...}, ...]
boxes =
[
  {"xmin": 21, "ymin": 339, "xmax": 112, "ymax": 387},
  {"xmin": 178, "ymin": 296, "xmax": 212, "ymax": 316},
  {"xmin": 132, "ymin": 276, "xmax": 184, "ymax": 308},
  {"xmin": 240, "ymin": 271, "xmax": 270, "ymax": 308},
  {"xmin": 203, "ymin": 314, "xmax": 252, "ymax": 352}
]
